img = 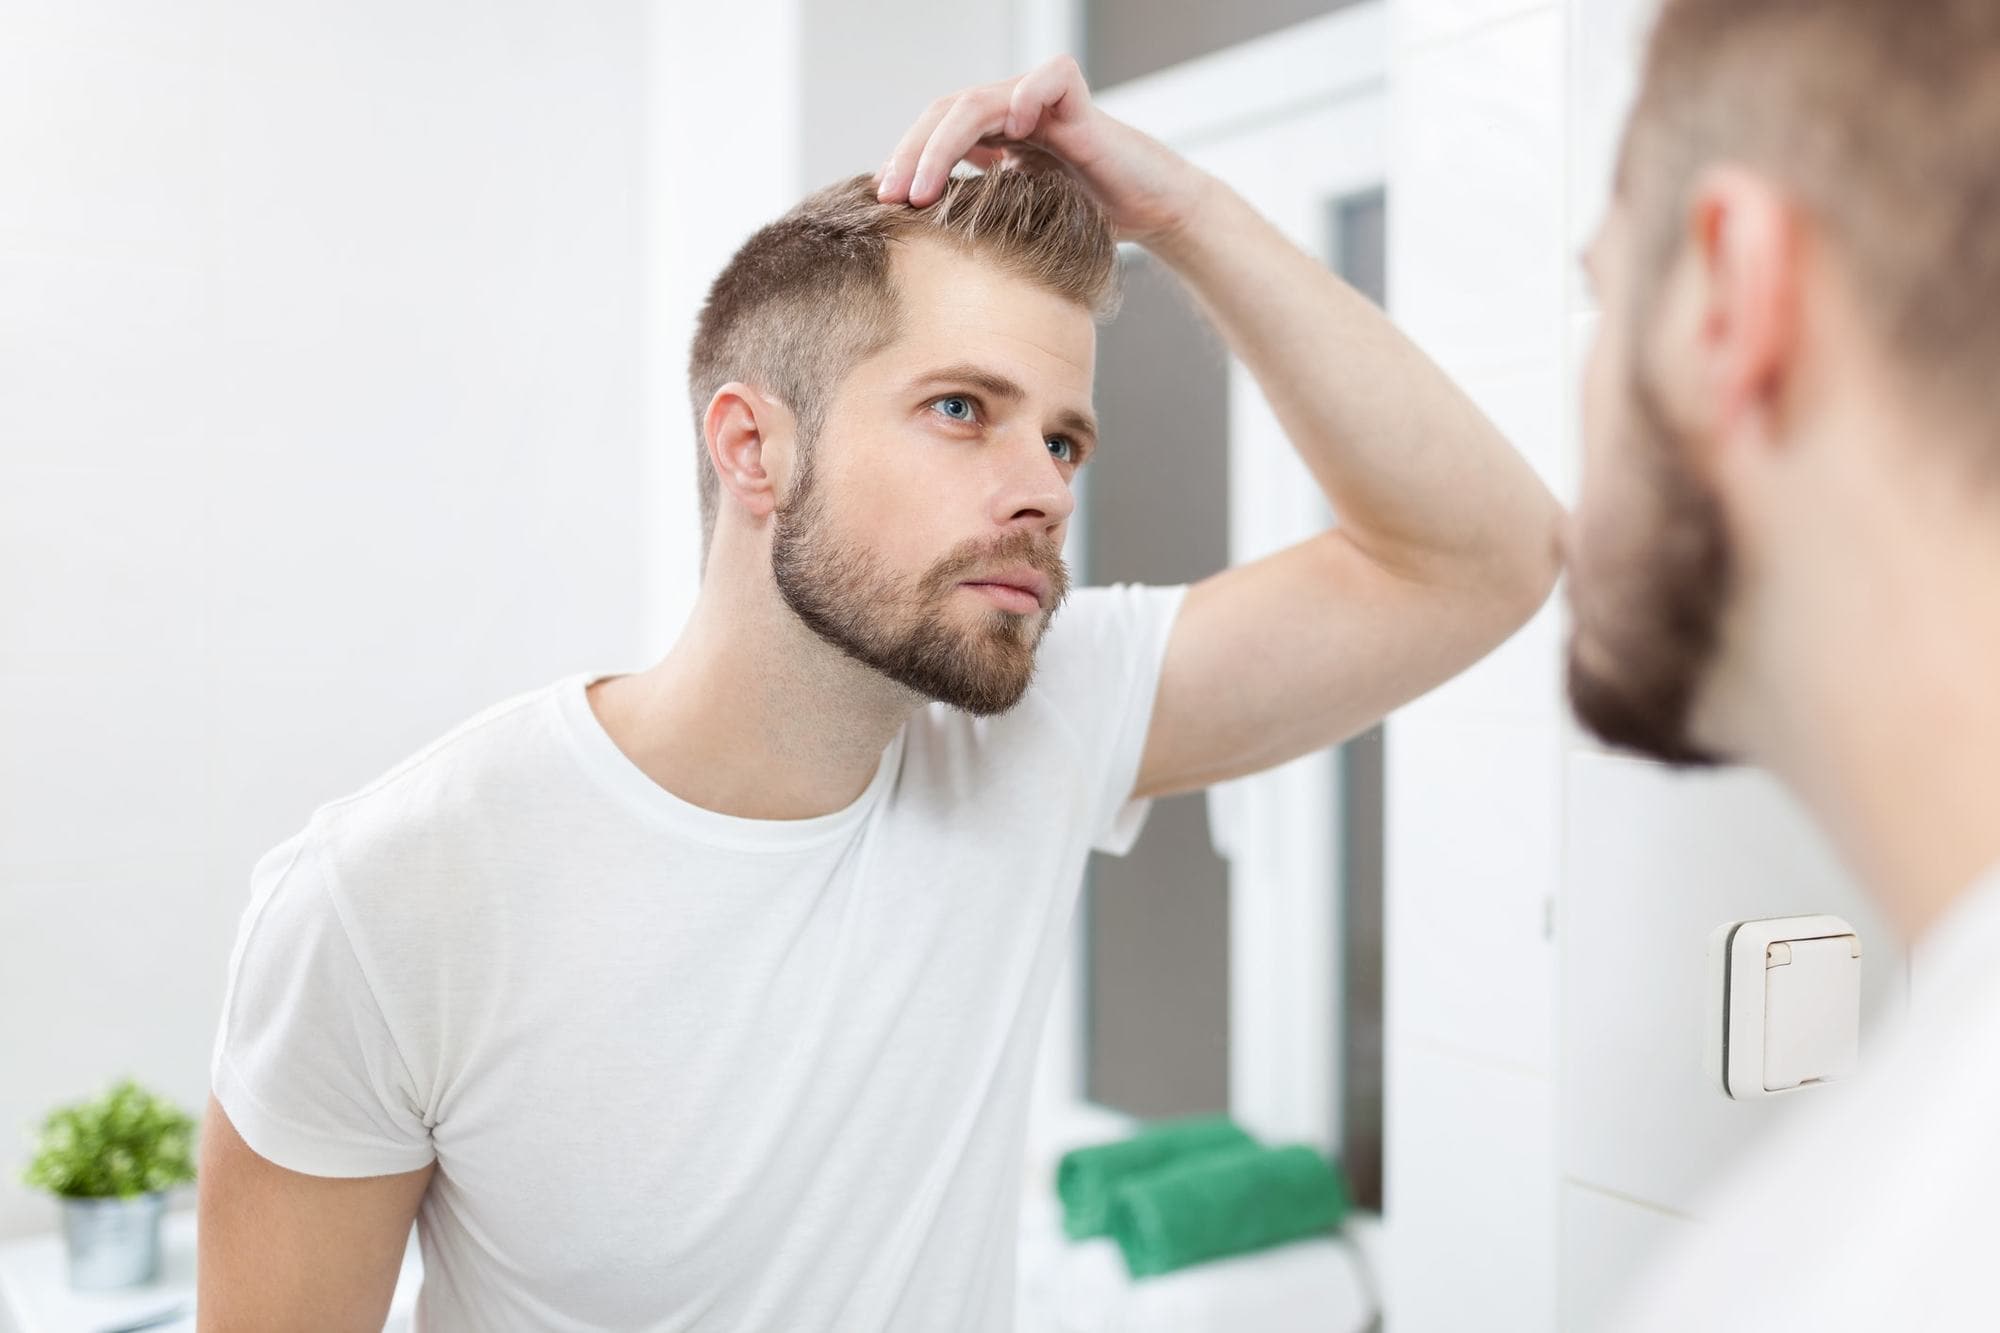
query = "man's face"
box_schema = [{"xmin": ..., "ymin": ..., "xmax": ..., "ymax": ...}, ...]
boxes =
[
  {"xmin": 1566, "ymin": 203, "xmax": 1734, "ymax": 766},
  {"xmin": 770, "ymin": 238, "xmax": 1095, "ymax": 716}
]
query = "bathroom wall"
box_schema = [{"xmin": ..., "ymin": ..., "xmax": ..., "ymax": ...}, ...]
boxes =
[
  {"xmin": 643, "ymin": 0, "xmax": 803, "ymax": 658},
  {"xmin": 1381, "ymin": 0, "xmax": 1910, "ymax": 1327},
  {"xmin": 0, "ymin": 0, "xmax": 654, "ymax": 1239}
]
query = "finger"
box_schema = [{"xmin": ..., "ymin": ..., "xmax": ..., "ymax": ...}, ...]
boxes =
[
  {"xmin": 962, "ymin": 142, "xmax": 1007, "ymax": 172},
  {"xmin": 1005, "ymin": 54, "xmax": 1087, "ymax": 142},
  {"xmin": 878, "ymin": 94, "xmax": 960, "ymax": 202},
  {"xmin": 909, "ymin": 86, "xmax": 1013, "ymax": 205}
]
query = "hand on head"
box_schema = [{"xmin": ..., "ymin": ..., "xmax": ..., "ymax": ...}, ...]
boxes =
[{"xmin": 873, "ymin": 55, "xmax": 1211, "ymax": 248}]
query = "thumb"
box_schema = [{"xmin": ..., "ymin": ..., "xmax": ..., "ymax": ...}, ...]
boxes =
[{"xmin": 1005, "ymin": 54, "xmax": 1086, "ymax": 140}]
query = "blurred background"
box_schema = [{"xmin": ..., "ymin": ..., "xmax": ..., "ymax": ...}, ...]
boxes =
[{"xmin": 0, "ymin": 0, "xmax": 1905, "ymax": 1328}]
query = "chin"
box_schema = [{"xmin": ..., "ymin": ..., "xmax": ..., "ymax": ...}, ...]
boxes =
[
  {"xmin": 1677, "ymin": 679, "xmax": 1751, "ymax": 770},
  {"xmin": 1563, "ymin": 625, "xmax": 1730, "ymax": 770}
]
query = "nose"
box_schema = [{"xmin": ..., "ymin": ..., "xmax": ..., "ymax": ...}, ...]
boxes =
[{"xmin": 994, "ymin": 431, "xmax": 1076, "ymax": 534}]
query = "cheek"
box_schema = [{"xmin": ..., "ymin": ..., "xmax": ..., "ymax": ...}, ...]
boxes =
[
  {"xmin": 821, "ymin": 409, "xmax": 1002, "ymax": 578},
  {"xmin": 819, "ymin": 473, "xmax": 956, "ymax": 581},
  {"xmin": 1572, "ymin": 324, "xmax": 1642, "ymax": 599},
  {"xmin": 848, "ymin": 414, "xmax": 963, "ymax": 509},
  {"xmin": 1579, "ymin": 319, "xmax": 1621, "ymax": 481},
  {"xmin": 815, "ymin": 425, "xmax": 918, "ymax": 527}
]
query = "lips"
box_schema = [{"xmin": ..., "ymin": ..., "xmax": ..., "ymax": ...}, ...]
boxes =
[{"xmin": 960, "ymin": 567, "xmax": 1051, "ymax": 607}]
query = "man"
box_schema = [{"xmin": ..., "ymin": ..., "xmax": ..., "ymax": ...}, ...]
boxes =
[
  {"xmin": 1567, "ymin": 1, "xmax": 2000, "ymax": 1326},
  {"xmin": 197, "ymin": 57, "xmax": 1559, "ymax": 1330}
]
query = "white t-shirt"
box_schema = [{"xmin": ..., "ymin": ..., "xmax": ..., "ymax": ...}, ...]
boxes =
[
  {"xmin": 1613, "ymin": 866, "xmax": 2000, "ymax": 1331},
  {"xmin": 210, "ymin": 582, "xmax": 1188, "ymax": 1333}
]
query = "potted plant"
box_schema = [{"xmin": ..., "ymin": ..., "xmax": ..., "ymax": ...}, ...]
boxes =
[{"xmin": 21, "ymin": 1078, "xmax": 198, "ymax": 1290}]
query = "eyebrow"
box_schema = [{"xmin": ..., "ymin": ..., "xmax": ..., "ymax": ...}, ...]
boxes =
[{"xmin": 907, "ymin": 361, "xmax": 1099, "ymax": 449}]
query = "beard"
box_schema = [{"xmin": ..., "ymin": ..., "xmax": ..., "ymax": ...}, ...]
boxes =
[
  {"xmin": 769, "ymin": 462, "xmax": 1071, "ymax": 717},
  {"xmin": 1565, "ymin": 357, "xmax": 1735, "ymax": 768}
]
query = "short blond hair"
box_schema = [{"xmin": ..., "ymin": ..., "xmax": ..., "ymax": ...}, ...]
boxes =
[{"xmin": 687, "ymin": 168, "xmax": 1120, "ymax": 562}]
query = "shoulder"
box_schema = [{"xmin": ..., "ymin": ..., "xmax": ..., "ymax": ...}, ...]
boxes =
[
  {"xmin": 273, "ymin": 678, "xmax": 574, "ymax": 916},
  {"xmin": 907, "ymin": 584, "xmax": 1187, "ymax": 771},
  {"xmin": 324, "ymin": 679, "xmax": 562, "ymax": 815},
  {"xmin": 1020, "ymin": 582, "xmax": 1189, "ymax": 746},
  {"xmin": 1032, "ymin": 583, "xmax": 1189, "ymax": 679}
]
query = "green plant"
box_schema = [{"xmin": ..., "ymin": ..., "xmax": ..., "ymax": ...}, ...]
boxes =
[{"xmin": 22, "ymin": 1079, "xmax": 197, "ymax": 1200}]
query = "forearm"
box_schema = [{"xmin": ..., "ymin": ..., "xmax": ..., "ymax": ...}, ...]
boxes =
[{"xmin": 1150, "ymin": 173, "xmax": 1562, "ymax": 603}]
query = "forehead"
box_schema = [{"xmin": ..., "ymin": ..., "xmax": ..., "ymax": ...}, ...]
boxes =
[{"xmin": 867, "ymin": 236, "xmax": 1097, "ymax": 389}]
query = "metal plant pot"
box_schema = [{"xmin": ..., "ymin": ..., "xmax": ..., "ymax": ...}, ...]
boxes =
[{"xmin": 60, "ymin": 1191, "xmax": 167, "ymax": 1290}]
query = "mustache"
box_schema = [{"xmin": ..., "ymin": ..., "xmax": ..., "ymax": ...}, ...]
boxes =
[{"xmin": 922, "ymin": 530, "xmax": 1071, "ymax": 599}]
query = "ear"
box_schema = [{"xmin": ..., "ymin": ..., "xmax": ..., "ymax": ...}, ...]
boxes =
[
  {"xmin": 703, "ymin": 383, "xmax": 796, "ymax": 524},
  {"xmin": 1678, "ymin": 167, "xmax": 1803, "ymax": 459}
]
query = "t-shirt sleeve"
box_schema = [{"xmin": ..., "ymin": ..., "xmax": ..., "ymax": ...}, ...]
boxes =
[
  {"xmin": 1035, "ymin": 581, "xmax": 1190, "ymax": 858},
  {"xmin": 209, "ymin": 824, "xmax": 435, "ymax": 1178}
]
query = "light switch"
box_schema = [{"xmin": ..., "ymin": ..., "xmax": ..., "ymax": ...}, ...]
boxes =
[
  {"xmin": 1763, "ymin": 933, "xmax": 1860, "ymax": 1091},
  {"xmin": 1705, "ymin": 914, "xmax": 1862, "ymax": 1101}
]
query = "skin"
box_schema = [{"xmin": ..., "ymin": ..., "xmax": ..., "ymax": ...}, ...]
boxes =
[
  {"xmin": 196, "ymin": 1096, "xmax": 431, "ymax": 1330},
  {"xmin": 1572, "ymin": 168, "xmax": 2000, "ymax": 942},
  {"xmin": 197, "ymin": 55, "xmax": 1563, "ymax": 1329}
]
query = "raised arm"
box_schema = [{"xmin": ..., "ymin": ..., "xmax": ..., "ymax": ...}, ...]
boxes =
[{"xmin": 879, "ymin": 57, "xmax": 1563, "ymax": 798}]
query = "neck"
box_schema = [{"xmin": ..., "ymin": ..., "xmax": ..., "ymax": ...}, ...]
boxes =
[
  {"xmin": 590, "ymin": 580, "xmax": 921, "ymax": 822},
  {"xmin": 1786, "ymin": 660, "xmax": 2000, "ymax": 945},
  {"xmin": 1738, "ymin": 465, "xmax": 2000, "ymax": 944}
]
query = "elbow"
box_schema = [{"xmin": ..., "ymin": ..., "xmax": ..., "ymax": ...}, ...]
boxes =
[{"xmin": 1521, "ymin": 511, "xmax": 1566, "ymax": 614}]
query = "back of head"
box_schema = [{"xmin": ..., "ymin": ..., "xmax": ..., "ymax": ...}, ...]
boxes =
[
  {"xmin": 687, "ymin": 168, "xmax": 1119, "ymax": 562},
  {"xmin": 1621, "ymin": 0, "xmax": 2000, "ymax": 447}
]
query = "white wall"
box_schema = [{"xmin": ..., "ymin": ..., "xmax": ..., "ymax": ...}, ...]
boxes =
[
  {"xmin": 642, "ymin": 0, "xmax": 804, "ymax": 658},
  {"xmin": 1382, "ymin": 0, "xmax": 1909, "ymax": 1328},
  {"xmin": 0, "ymin": 0, "xmax": 653, "ymax": 1240}
]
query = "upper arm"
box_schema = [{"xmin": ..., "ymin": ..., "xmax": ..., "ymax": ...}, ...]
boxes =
[
  {"xmin": 1131, "ymin": 528, "xmax": 1555, "ymax": 801},
  {"xmin": 197, "ymin": 1096, "xmax": 433, "ymax": 1333}
]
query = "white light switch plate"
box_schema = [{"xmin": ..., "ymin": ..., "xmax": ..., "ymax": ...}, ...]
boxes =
[{"xmin": 1705, "ymin": 914, "xmax": 1861, "ymax": 1101}]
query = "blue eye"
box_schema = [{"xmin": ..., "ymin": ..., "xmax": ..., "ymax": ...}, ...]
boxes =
[
  {"xmin": 1048, "ymin": 436, "xmax": 1078, "ymax": 464},
  {"xmin": 933, "ymin": 396, "xmax": 975, "ymax": 422}
]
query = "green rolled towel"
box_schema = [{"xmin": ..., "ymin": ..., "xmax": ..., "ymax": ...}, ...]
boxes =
[
  {"xmin": 1106, "ymin": 1142, "xmax": 1350, "ymax": 1278},
  {"xmin": 1056, "ymin": 1115, "xmax": 1255, "ymax": 1239}
]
